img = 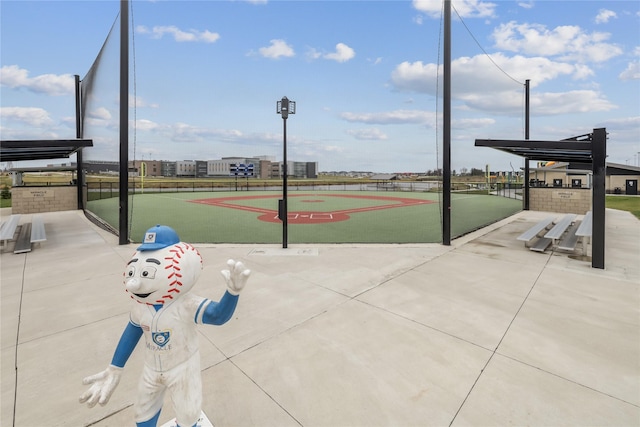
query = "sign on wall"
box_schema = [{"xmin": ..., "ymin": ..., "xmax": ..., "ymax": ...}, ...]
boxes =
[{"xmin": 229, "ymin": 163, "xmax": 254, "ymax": 177}]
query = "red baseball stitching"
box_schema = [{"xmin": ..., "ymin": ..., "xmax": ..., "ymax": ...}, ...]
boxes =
[{"xmin": 154, "ymin": 243, "xmax": 200, "ymax": 305}]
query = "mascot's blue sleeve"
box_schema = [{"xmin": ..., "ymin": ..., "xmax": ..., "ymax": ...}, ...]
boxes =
[
  {"xmin": 111, "ymin": 322, "xmax": 143, "ymax": 368},
  {"xmin": 201, "ymin": 290, "xmax": 239, "ymax": 325}
]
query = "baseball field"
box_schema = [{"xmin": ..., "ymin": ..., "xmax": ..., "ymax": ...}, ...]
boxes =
[{"xmin": 86, "ymin": 190, "xmax": 522, "ymax": 244}]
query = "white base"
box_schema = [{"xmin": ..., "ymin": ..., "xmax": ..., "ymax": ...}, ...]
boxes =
[
  {"xmin": 159, "ymin": 411, "xmax": 213, "ymax": 427},
  {"xmin": 249, "ymin": 247, "xmax": 318, "ymax": 256}
]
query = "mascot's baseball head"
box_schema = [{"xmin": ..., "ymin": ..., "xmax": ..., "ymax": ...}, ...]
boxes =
[{"xmin": 124, "ymin": 225, "xmax": 202, "ymax": 306}]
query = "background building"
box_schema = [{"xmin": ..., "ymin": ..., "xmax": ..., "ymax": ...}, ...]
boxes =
[
  {"xmin": 85, "ymin": 156, "xmax": 318, "ymax": 179},
  {"xmin": 129, "ymin": 160, "xmax": 163, "ymax": 177},
  {"xmin": 161, "ymin": 161, "xmax": 176, "ymax": 177},
  {"xmin": 528, "ymin": 162, "xmax": 639, "ymax": 194},
  {"xmin": 176, "ymin": 160, "xmax": 196, "ymax": 177}
]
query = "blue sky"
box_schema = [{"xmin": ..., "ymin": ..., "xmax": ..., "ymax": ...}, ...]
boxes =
[{"xmin": 1, "ymin": 0, "xmax": 639, "ymax": 173}]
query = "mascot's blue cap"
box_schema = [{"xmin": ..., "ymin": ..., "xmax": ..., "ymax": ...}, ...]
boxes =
[{"xmin": 138, "ymin": 224, "xmax": 180, "ymax": 251}]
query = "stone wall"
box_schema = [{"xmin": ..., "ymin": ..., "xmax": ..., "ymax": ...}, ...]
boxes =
[
  {"xmin": 529, "ymin": 188, "xmax": 591, "ymax": 214},
  {"xmin": 11, "ymin": 186, "xmax": 77, "ymax": 214}
]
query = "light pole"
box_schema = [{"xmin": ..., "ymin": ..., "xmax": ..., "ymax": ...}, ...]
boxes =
[{"xmin": 276, "ymin": 96, "xmax": 295, "ymax": 248}]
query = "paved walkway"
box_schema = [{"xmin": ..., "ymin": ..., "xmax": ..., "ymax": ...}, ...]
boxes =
[{"xmin": 1, "ymin": 208, "xmax": 638, "ymax": 426}]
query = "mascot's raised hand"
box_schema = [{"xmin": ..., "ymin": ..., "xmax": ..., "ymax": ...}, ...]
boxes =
[
  {"xmin": 221, "ymin": 259, "xmax": 251, "ymax": 295},
  {"xmin": 79, "ymin": 225, "xmax": 250, "ymax": 427}
]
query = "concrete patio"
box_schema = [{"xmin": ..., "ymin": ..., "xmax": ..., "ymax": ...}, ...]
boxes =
[{"xmin": 1, "ymin": 208, "xmax": 638, "ymax": 426}]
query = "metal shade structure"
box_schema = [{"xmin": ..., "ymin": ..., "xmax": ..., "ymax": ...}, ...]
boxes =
[
  {"xmin": 0, "ymin": 139, "xmax": 93, "ymax": 162},
  {"xmin": 475, "ymin": 133, "xmax": 595, "ymax": 163},
  {"xmin": 475, "ymin": 128, "xmax": 606, "ymax": 269},
  {"xmin": 1, "ymin": 138, "xmax": 93, "ymax": 212}
]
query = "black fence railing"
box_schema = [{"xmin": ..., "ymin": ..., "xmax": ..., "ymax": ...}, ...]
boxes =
[
  {"xmin": 85, "ymin": 181, "xmax": 397, "ymax": 200},
  {"xmin": 86, "ymin": 180, "xmax": 524, "ymax": 201}
]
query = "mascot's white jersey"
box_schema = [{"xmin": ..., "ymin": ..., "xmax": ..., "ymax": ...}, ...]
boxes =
[{"xmin": 130, "ymin": 293, "xmax": 210, "ymax": 372}]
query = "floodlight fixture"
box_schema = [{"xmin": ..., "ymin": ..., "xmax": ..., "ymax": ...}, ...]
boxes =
[{"xmin": 276, "ymin": 96, "xmax": 296, "ymax": 119}]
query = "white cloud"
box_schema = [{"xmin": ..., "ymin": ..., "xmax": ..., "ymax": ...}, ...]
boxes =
[
  {"xmin": 492, "ymin": 22, "xmax": 622, "ymax": 63},
  {"xmin": 530, "ymin": 90, "xmax": 617, "ymax": 115},
  {"xmin": 346, "ymin": 128, "xmax": 388, "ymax": 140},
  {"xmin": 599, "ymin": 116, "xmax": 640, "ymax": 130},
  {"xmin": 391, "ymin": 54, "xmax": 584, "ymax": 96},
  {"xmin": 136, "ymin": 25, "xmax": 220, "ymax": 43},
  {"xmin": 135, "ymin": 119, "xmax": 160, "ymax": 131},
  {"xmin": 88, "ymin": 107, "xmax": 112, "ymax": 121},
  {"xmin": 0, "ymin": 127, "xmax": 61, "ymax": 141},
  {"xmin": 412, "ymin": 0, "xmax": 496, "ymax": 18},
  {"xmin": 198, "ymin": 30, "xmax": 221, "ymax": 43},
  {"xmin": 306, "ymin": 48, "xmax": 322, "ymax": 60},
  {"xmin": 0, "ymin": 107, "xmax": 54, "ymax": 127},
  {"xmin": 452, "ymin": 118, "xmax": 496, "ymax": 129},
  {"xmin": 595, "ymin": 9, "xmax": 617, "ymax": 24},
  {"xmin": 307, "ymin": 43, "xmax": 356, "ymax": 62},
  {"xmin": 258, "ymin": 39, "xmax": 295, "ymax": 59},
  {"xmin": 133, "ymin": 119, "xmax": 282, "ymax": 146},
  {"xmin": 390, "ymin": 61, "xmax": 438, "ymax": 94},
  {"xmin": 341, "ymin": 110, "xmax": 436, "ymax": 126},
  {"xmin": 619, "ymin": 61, "xmax": 640, "ymax": 80},
  {"xmin": 170, "ymin": 122, "xmax": 243, "ymax": 142},
  {"xmin": 129, "ymin": 95, "xmax": 159, "ymax": 109},
  {"xmin": 0, "ymin": 65, "xmax": 74, "ymax": 96},
  {"xmin": 323, "ymin": 43, "xmax": 355, "ymax": 63},
  {"xmin": 389, "ymin": 54, "xmax": 616, "ymax": 115},
  {"xmin": 462, "ymin": 87, "xmax": 616, "ymax": 116},
  {"xmin": 517, "ymin": 1, "xmax": 534, "ymax": 10}
]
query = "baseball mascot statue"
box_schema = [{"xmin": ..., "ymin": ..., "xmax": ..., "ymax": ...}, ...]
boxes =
[{"xmin": 80, "ymin": 225, "xmax": 250, "ymax": 427}]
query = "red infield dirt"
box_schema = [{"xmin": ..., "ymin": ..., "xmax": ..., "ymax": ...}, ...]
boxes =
[{"xmin": 190, "ymin": 193, "xmax": 435, "ymax": 224}]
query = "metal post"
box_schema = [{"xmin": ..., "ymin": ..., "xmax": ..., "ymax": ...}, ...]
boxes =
[
  {"xmin": 277, "ymin": 96, "xmax": 295, "ymax": 248},
  {"xmin": 592, "ymin": 128, "xmax": 606, "ymax": 269},
  {"xmin": 75, "ymin": 74, "xmax": 84, "ymax": 210},
  {"xmin": 524, "ymin": 79, "xmax": 530, "ymax": 210},
  {"xmin": 282, "ymin": 116, "xmax": 288, "ymax": 248},
  {"xmin": 442, "ymin": 0, "xmax": 451, "ymax": 245},
  {"xmin": 118, "ymin": 0, "xmax": 129, "ymax": 245}
]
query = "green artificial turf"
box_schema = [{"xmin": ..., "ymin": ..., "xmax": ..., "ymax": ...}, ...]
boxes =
[{"xmin": 86, "ymin": 190, "xmax": 522, "ymax": 244}]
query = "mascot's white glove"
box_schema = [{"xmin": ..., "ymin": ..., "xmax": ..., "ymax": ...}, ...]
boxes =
[
  {"xmin": 221, "ymin": 259, "xmax": 251, "ymax": 295},
  {"xmin": 79, "ymin": 365, "xmax": 122, "ymax": 408}
]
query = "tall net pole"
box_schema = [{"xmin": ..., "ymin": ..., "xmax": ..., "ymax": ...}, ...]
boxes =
[
  {"xmin": 119, "ymin": 0, "xmax": 129, "ymax": 245},
  {"xmin": 75, "ymin": 74, "xmax": 84, "ymax": 210},
  {"xmin": 442, "ymin": 0, "xmax": 451, "ymax": 245},
  {"xmin": 524, "ymin": 79, "xmax": 530, "ymax": 210}
]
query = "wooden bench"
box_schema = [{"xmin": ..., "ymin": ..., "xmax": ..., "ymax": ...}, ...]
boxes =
[
  {"xmin": 544, "ymin": 214, "xmax": 577, "ymax": 243},
  {"xmin": 575, "ymin": 211, "xmax": 593, "ymax": 255},
  {"xmin": 517, "ymin": 216, "xmax": 555, "ymax": 247},
  {"xmin": 0, "ymin": 214, "xmax": 21, "ymax": 247}
]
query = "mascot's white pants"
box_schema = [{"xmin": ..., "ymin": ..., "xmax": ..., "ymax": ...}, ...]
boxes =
[{"xmin": 135, "ymin": 351, "xmax": 202, "ymax": 427}]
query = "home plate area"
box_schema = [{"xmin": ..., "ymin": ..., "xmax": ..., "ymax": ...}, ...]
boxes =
[
  {"xmin": 190, "ymin": 193, "xmax": 434, "ymax": 224},
  {"xmin": 260, "ymin": 211, "xmax": 349, "ymax": 224}
]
